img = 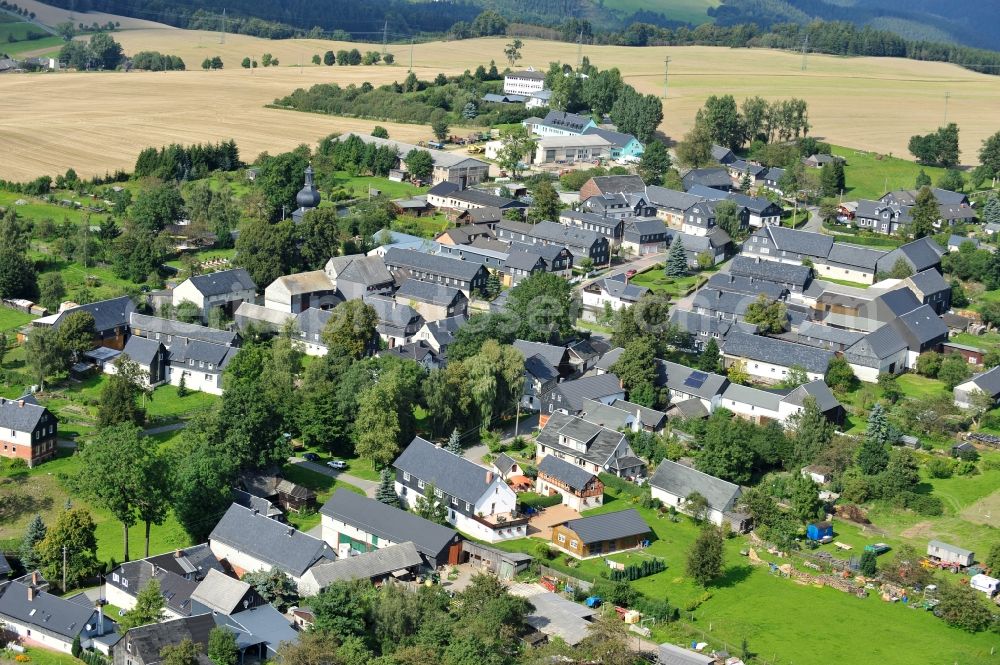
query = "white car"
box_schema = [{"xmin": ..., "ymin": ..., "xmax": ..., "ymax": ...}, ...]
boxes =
[{"xmin": 327, "ymin": 459, "xmax": 347, "ymax": 470}]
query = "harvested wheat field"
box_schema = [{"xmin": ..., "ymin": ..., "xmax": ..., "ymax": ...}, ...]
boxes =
[{"xmin": 2, "ymin": 28, "xmax": 1000, "ymax": 180}]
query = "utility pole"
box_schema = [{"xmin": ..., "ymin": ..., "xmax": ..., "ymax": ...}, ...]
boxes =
[
  {"xmin": 408, "ymin": 38, "xmax": 414, "ymax": 72},
  {"xmin": 801, "ymin": 34, "xmax": 809, "ymax": 71},
  {"xmin": 382, "ymin": 20, "xmax": 388, "ymax": 57},
  {"xmin": 576, "ymin": 29, "xmax": 583, "ymax": 68},
  {"xmin": 662, "ymin": 56, "xmax": 670, "ymax": 99},
  {"xmin": 944, "ymin": 91, "xmax": 951, "ymax": 123},
  {"xmin": 62, "ymin": 545, "xmax": 67, "ymax": 592},
  {"xmin": 219, "ymin": 8, "xmax": 226, "ymax": 45}
]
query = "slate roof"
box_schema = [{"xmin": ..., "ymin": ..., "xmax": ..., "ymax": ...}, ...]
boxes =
[
  {"xmin": 383, "ymin": 247, "xmax": 485, "ymax": 281},
  {"xmin": 586, "ymin": 175, "xmax": 647, "ymax": 196},
  {"xmin": 658, "ymin": 642, "xmax": 717, "ymax": 665},
  {"xmin": 682, "ymin": 168, "xmax": 732, "ymax": 191},
  {"xmin": 668, "ymin": 309, "xmax": 757, "ymax": 339},
  {"xmin": 0, "ymin": 395, "xmax": 50, "ymax": 433},
  {"xmin": 450, "ymin": 189, "xmax": 524, "ymax": 209},
  {"xmin": 187, "ymin": 268, "xmax": 256, "ymax": 297},
  {"xmin": 873, "ymin": 288, "xmax": 922, "ymax": 317},
  {"xmin": 382, "ymin": 341, "xmax": 439, "ymax": 364},
  {"xmin": 513, "ymin": 340, "xmax": 568, "ymax": 369},
  {"xmin": 623, "ymin": 218, "xmax": 668, "ymax": 241},
  {"xmin": 50, "ymin": 295, "xmax": 134, "ymax": 333},
  {"xmin": 0, "ymin": 582, "xmax": 95, "ymax": 640},
  {"xmin": 112, "ymin": 560, "xmax": 199, "ymax": 616},
  {"xmin": 560, "ymin": 210, "xmax": 622, "ymax": 230},
  {"xmin": 305, "ymin": 542, "xmax": 423, "ymax": 587},
  {"xmin": 396, "ymin": 279, "xmax": 465, "ymax": 307},
  {"xmin": 539, "ymin": 110, "xmax": 594, "ymax": 133},
  {"xmin": 493, "ymin": 453, "xmax": 518, "ymax": 475},
  {"xmin": 711, "ymin": 145, "xmax": 735, "ymax": 163},
  {"xmin": 578, "ymin": 399, "xmax": 633, "ymax": 430},
  {"xmin": 296, "ymin": 307, "xmax": 333, "ymax": 337},
  {"xmin": 794, "ymin": 322, "xmax": 864, "ymax": 349},
  {"xmin": 891, "ymin": 304, "xmax": 948, "ymax": 347},
  {"xmin": 209, "ymin": 504, "xmax": 332, "ymax": 577},
  {"xmin": 845, "ymin": 324, "xmax": 908, "ymax": 366},
  {"xmin": 319, "ymin": 489, "xmax": 458, "ymax": 560},
  {"xmin": 878, "ymin": 237, "xmax": 944, "ymax": 274},
  {"xmin": 906, "ymin": 267, "xmax": 950, "ymax": 296},
  {"xmin": 730, "ymin": 255, "xmax": 811, "ymax": 287},
  {"xmin": 760, "ymin": 226, "xmax": 834, "ymax": 258},
  {"xmin": 169, "ymin": 338, "xmax": 235, "ymax": 369},
  {"xmin": 549, "ymin": 373, "xmax": 624, "ymax": 412},
  {"xmin": 722, "ymin": 331, "xmax": 834, "ymax": 373},
  {"xmin": 722, "ymin": 382, "xmax": 783, "ymax": 411},
  {"xmin": 420, "ymin": 314, "xmax": 466, "ymax": 348},
  {"xmin": 504, "ymin": 250, "xmax": 545, "ymax": 272},
  {"xmin": 124, "ymin": 615, "xmax": 216, "ymax": 665},
  {"xmin": 596, "ymin": 274, "xmax": 648, "ymax": 302},
  {"xmin": 539, "ymin": 454, "xmax": 597, "ymax": 491},
  {"xmin": 963, "ymin": 366, "xmax": 1000, "ymax": 397},
  {"xmin": 561, "ymin": 509, "xmax": 650, "ymax": 544},
  {"xmin": 129, "ymin": 313, "xmax": 238, "ymax": 347},
  {"xmin": 326, "ymin": 254, "xmax": 395, "ymax": 286},
  {"xmin": 825, "ymin": 242, "xmax": 886, "ymax": 270},
  {"xmin": 190, "ymin": 569, "xmax": 252, "ymax": 615},
  {"xmin": 582, "ymin": 126, "xmax": 639, "ymax": 149},
  {"xmin": 428, "ymin": 181, "xmax": 462, "ymax": 197},
  {"xmin": 692, "ymin": 289, "xmax": 758, "ymax": 317},
  {"xmin": 784, "ymin": 380, "xmax": 842, "ymax": 413},
  {"xmin": 232, "ymin": 488, "xmax": 283, "ymax": 520},
  {"xmin": 705, "ymin": 273, "xmax": 786, "ymax": 299},
  {"xmin": 650, "ymin": 460, "xmax": 741, "ymax": 512},
  {"xmin": 214, "ymin": 603, "xmax": 298, "ymax": 656},
  {"xmin": 393, "ymin": 437, "xmax": 499, "ymax": 504},
  {"xmin": 948, "ymin": 234, "xmax": 978, "ymax": 249},
  {"xmin": 644, "ymin": 186, "xmax": 704, "ymax": 211},
  {"xmin": 121, "ymin": 335, "xmax": 163, "ymax": 367},
  {"xmin": 657, "ymin": 359, "xmax": 729, "ymax": 399},
  {"xmin": 536, "ymin": 412, "xmax": 627, "ymax": 468}
]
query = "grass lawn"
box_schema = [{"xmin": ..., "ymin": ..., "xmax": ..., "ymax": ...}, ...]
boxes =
[
  {"xmin": 0, "ymin": 448, "xmax": 191, "ymax": 563},
  {"xmin": 498, "ymin": 495, "xmax": 998, "ymax": 664},
  {"xmin": 0, "ymin": 20, "xmax": 48, "ymax": 42},
  {"xmin": 0, "ymin": 647, "xmax": 84, "ymax": 665},
  {"xmin": 895, "ymin": 374, "xmax": 948, "ymax": 399},
  {"xmin": 391, "ymin": 213, "xmax": 450, "ymax": 239},
  {"xmin": 331, "ymin": 170, "xmax": 426, "ymax": 199},
  {"xmin": 280, "ymin": 463, "xmax": 365, "ymax": 531},
  {"xmin": 831, "ymin": 144, "xmax": 948, "ymax": 201},
  {"xmin": 821, "ymin": 276, "xmax": 871, "ymax": 289},
  {"xmin": 144, "ymin": 384, "xmax": 218, "ymax": 421},
  {"xmin": 949, "ymin": 332, "xmax": 999, "ymax": 350},
  {"xmin": 0, "ymin": 35, "xmax": 64, "ymax": 57},
  {"xmin": 0, "ymin": 307, "xmax": 34, "ymax": 332},
  {"xmin": 629, "ymin": 269, "xmax": 701, "ymax": 298}
]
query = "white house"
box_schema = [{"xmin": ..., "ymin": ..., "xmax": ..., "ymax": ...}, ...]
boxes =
[
  {"xmin": 171, "ymin": 268, "xmax": 257, "ymax": 321},
  {"xmin": 393, "ymin": 437, "xmax": 526, "ymax": 543},
  {"xmin": 0, "ymin": 578, "xmax": 109, "ymax": 655},
  {"xmin": 581, "ymin": 274, "xmax": 649, "ymax": 315},
  {"xmin": 503, "ymin": 68, "xmax": 546, "ymax": 96},
  {"xmin": 649, "ymin": 460, "xmax": 742, "ymax": 527},
  {"xmin": 954, "ymin": 365, "xmax": 1000, "ymax": 410},
  {"xmin": 535, "ymin": 454, "xmax": 604, "ymax": 512}
]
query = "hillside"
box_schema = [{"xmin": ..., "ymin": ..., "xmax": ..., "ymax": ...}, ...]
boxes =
[{"xmin": 2, "ymin": 32, "xmax": 1000, "ymax": 181}]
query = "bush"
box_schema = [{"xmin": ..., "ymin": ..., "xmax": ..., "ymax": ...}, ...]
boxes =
[
  {"xmin": 533, "ymin": 541, "xmax": 554, "ymax": 560},
  {"xmin": 519, "ymin": 492, "xmax": 563, "ymax": 510},
  {"xmin": 896, "ymin": 491, "xmax": 944, "ymax": 516},
  {"xmin": 609, "ymin": 558, "xmax": 666, "ymax": 581},
  {"xmin": 926, "ymin": 457, "xmax": 954, "ymax": 478}
]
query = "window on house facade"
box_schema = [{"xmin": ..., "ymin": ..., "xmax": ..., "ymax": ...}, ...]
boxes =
[
  {"xmin": 557, "ymin": 534, "xmax": 566, "ymax": 543},
  {"xmin": 417, "ymin": 479, "xmax": 425, "ymax": 489},
  {"xmin": 570, "ymin": 540, "xmax": 578, "ymax": 549}
]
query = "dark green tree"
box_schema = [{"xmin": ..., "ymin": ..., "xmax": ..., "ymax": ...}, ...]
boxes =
[
  {"xmin": 664, "ymin": 238, "xmax": 687, "ymax": 276},
  {"xmin": 637, "ymin": 140, "xmax": 671, "ymax": 186},
  {"xmin": 687, "ymin": 526, "xmax": 724, "ymax": 586},
  {"xmin": 699, "ymin": 338, "xmax": 722, "ymax": 373},
  {"xmin": 701, "ymin": 94, "xmax": 743, "ymax": 149},
  {"xmin": 506, "ymin": 271, "xmax": 576, "ymax": 342},
  {"xmin": 789, "ymin": 474, "xmax": 823, "ymax": 522},
  {"xmin": 207, "ymin": 627, "xmax": 239, "ymax": 665},
  {"xmin": 915, "ymin": 169, "xmax": 932, "ymax": 188},
  {"xmin": 859, "ymin": 549, "xmax": 878, "ymax": 577},
  {"xmin": 825, "ymin": 356, "xmax": 858, "ymax": 392},
  {"xmin": 714, "ymin": 199, "xmax": 742, "ymax": 238},
  {"xmin": 527, "ymin": 180, "xmax": 561, "ymax": 224},
  {"xmin": 857, "ymin": 404, "xmax": 891, "ymax": 475},
  {"xmin": 322, "ymin": 299, "xmax": 378, "ymax": 360},
  {"xmin": 118, "ymin": 579, "xmax": 166, "ymax": 631},
  {"xmin": 404, "ymin": 149, "xmax": 434, "ymax": 180},
  {"xmin": 610, "ymin": 338, "xmax": 658, "ymax": 407},
  {"xmin": 323, "ymin": 50, "xmax": 335, "ymax": 66},
  {"xmin": 235, "ymin": 218, "xmax": 299, "ymax": 286},
  {"xmin": 375, "ymin": 467, "xmax": 400, "ymax": 507},
  {"xmin": 169, "ymin": 415, "xmax": 237, "ymax": 541},
  {"xmin": 788, "ymin": 396, "xmax": 833, "ymax": 465},
  {"xmin": 19, "ymin": 514, "xmax": 47, "ymax": 572},
  {"xmin": 936, "ymin": 582, "xmax": 994, "ymax": 632},
  {"xmin": 242, "ymin": 568, "xmax": 299, "ymax": 610},
  {"xmin": 414, "ymin": 482, "xmax": 449, "ymax": 525}
]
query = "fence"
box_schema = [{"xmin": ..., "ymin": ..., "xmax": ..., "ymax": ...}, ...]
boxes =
[{"xmin": 537, "ymin": 564, "xmax": 593, "ymax": 593}]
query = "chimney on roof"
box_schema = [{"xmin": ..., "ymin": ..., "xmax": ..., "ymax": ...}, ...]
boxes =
[
  {"xmin": 17, "ymin": 400, "xmax": 23, "ymax": 407},
  {"xmin": 486, "ymin": 471, "xmax": 494, "ymax": 484},
  {"xmin": 31, "ymin": 571, "xmax": 38, "ymax": 585},
  {"xmin": 96, "ymin": 601, "xmax": 105, "ymax": 636},
  {"xmin": 174, "ymin": 549, "xmax": 183, "ymax": 558},
  {"xmin": 27, "ymin": 586, "xmax": 34, "ymax": 601},
  {"xmin": 287, "ymin": 527, "xmax": 295, "ymax": 537}
]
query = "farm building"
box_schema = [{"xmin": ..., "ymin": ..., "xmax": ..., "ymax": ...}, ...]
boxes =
[{"xmin": 926, "ymin": 540, "xmax": 974, "ymax": 567}]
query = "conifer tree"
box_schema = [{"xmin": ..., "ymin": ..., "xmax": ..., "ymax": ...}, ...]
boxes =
[
  {"xmin": 375, "ymin": 468, "xmax": 400, "ymax": 508},
  {"xmin": 664, "ymin": 238, "xmax": 688, "ymax": 276},
  {"xmin": 20, "ymin": 514, "xmax": 46, "ymax": 572},
  {"xmin": 446, "ymin": 428, "xmax": 462, "ymax": 455}
]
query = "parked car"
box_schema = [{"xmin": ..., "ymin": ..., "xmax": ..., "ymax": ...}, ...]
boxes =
[
  {"xmin": 303, "ymin": 452, "xmax": 320, "ymax": 462},
  {"xmin": 327, "ymin": 459, "xmax": 348, "ymax": 470},
  {"xmin": 625, "ymin": 269, "xmax": 638, "ymax": 278}
]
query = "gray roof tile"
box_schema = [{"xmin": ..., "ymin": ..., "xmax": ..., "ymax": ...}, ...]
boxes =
[
  {"xmin": 393, "ymin": 437, "xmax": 498, "ymax": 505},
  {"xmin": 538, "ymin": 454, "xmax": 597, "ymax": 491},
  {"xmin": 722, "ymin": 332, "xmax": 833, "ymax": 373},
  {"xmin": 561, "ymin": 509, "xmax": 650, "ymax": 544},
  {"xmin": 188, "ymin": 268, "xmax": 256, "ymax": 297},
  {"xmin": 209, "ymin": 504, "xmax": 332, "ymax": 576},
  {"xmin": 650, "ymin": 460, "xmax": 741, "ymax": 513}
]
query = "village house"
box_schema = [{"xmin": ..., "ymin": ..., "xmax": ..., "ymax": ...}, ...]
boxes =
[
  {"xmin": 394, "ymin": 279, "xmax": 469, "ymax": 321},
  {"xmin": 644, "ymin": 187, "xmax": 706, "ymax": 228},
  {"xmin": 673, "ymin": 229, "xmax": 732, "ymax": 267},
  {"xmin": 128, "ymin": 313, "xmax": 238, "ymax": 347},
  {"xmin": 414, "ymin": 314, "xmax": 466, "ymax": 355},
  {"xmin": 729, "ymin": 255, "xmax": 812, "ymax": 293},
  {"xmin": 365, "ymin": 294, "xmax": 425, "ymax": 349},
  {"xmin": 379, "ymin": 340, "xmax": 442, "ymax": 370},
  {"xmin": 492, "ymin": 452, "xmax": 523, "ymax": 480},
  {"xmin": 539, "ymin": 373, "xmax": 626, "ymax": 423},
  {"xmin": 320, "ymin": 488, "xmax": 464, "ymax": 567},
  {"xmin": 0, "ymin": 394, "xmax": 57, "ymax": 467},
  {"xmin": 622, "ymin": 218, "xmax": 669, "ymax": 255},
  {"xmin": 383, "ymin": 247, "xmax": 489, "ymax": 297},
  {"xmin": 560, "ymin": 210, "xmax": 625, "ymax": 247},
  {"xmin": 435, "ymin": 188, "xmax": 528, "ymax": 214},
  {"xmin": 534, "ymin": 411, "xmax": 644, "ymax": 479},
  {"xmin": 580, "ymin": 193, "xmax": 636, "ymax": 221},
  {"xmin": 112, "ymin": 614, "xmax": 215, "ymax": 665},
  {"xmin": 579, "ymin": 398, "xmax": 667, "ymax": 433},
  {"xmin": 954, "ymin": 365, "xmax": 1000, "ymax": 410},
  {"xmin": 105, "ymin": 544, "xmax": 222, "ymax": 619},
  {"xmin": 722, "ymin": 331, "xmax": 834, "ymax": 383},
  {"xmin": 263, "ymin": 270, "xmax": 341, "ymax": 314},
  {"xmin": 581, "ymin": 274, "xmax": 649, "ymax": 317},
  {"xmin": 549, "ymin": 509, "xmax": 651, "ymax": 559},
  {"xmin": 578, "ymin": 175, "xmax": 646, "ymax": 201},
  {"xmin": 496, "ymin": 220, "xmax": 610, "ymax": 267},
  {"xmin": 393, "ymin": 437, "xmax": 526, "ymax": 542},
  {"xmin": 208, "ymin": 504, "xmax": 333, "ymax": 591},
  {"xmin": 171, "ymin": 269, "xmax": 257, "ymax": 322},
  {"xmin": 0, "ymin": 577, "xmax": 112, "ymax": 655},
  {"xmin": 31, "ymin": 295, "xmax": 135, "ymax": 350},
  {"xmin": 649, "ymin": 460, "xmax": 742, "ymax": 527},
  {"xmin": 682, "ymin": 168, "xmax": 733, "ymax": 192},
  {"xmin": 535, "ymin": 454, "xmax": 604, "ymax": 512},
  {"xmin": 324, "ymin": 254, "xmax": 396, "ymax": 301},
  {"xmin": 582, "ymin": 126, "xmax": 644, "ymax": 160}
]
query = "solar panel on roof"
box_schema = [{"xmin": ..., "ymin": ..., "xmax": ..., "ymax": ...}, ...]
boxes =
[{"xmin": 684, "ymin": 371, "xmax": 708, "ymax": 389}]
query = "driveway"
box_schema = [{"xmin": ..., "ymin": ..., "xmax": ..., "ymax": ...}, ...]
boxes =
[
  {"xmin": 287, "ymin": 457, "xmax": 379, "ymax": 497},
  {"xmin": 579, "ymin": 251, "xmax": 667, "ymax": 290},
  {"xmin": 528, "ymin": 504, "xmax": 580, "ymax": 539}
]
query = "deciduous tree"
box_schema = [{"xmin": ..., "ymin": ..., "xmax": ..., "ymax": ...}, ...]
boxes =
[
  {"xmin": 38, "ymin": 507, "xmax": 98, "ymax": 590},
  {"xmin": 208, "ymin": 627, "xmax": 239, "ymax": 665},
  {"xmin": 687, "ymin": 526, "xmax": 724, "ymax": 586},
  {"xmin": 637, "ymin": 140, "xmax": 671, "ymax": 186},
  {"xmin": 118, "ymin": 579, "xmax": 166, "ymax": 631}
]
